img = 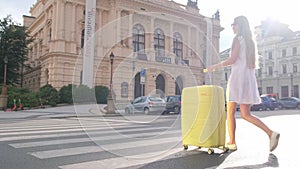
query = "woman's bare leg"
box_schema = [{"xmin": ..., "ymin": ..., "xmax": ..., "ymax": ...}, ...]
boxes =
[
  {"xmin": 239, "ymin": 104, "xmax": 272, "ymax": 137},
  {"xmin": 227, "ymin": 102, "xmax": 237, "ymax": 144}
]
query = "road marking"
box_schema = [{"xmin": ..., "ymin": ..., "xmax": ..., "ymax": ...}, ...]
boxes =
[
  {"xmin": 10, "ymin": 130, "xmax": 181, "ymax": 148},
  {"xmin": 59, "ymin": 147, "xmax": 183, "ymax": 169},
  {"xmin": 29, "ymin": 136, "xmax": 181, "ymax": 159}
]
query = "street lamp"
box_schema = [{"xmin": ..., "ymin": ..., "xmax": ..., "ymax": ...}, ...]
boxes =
[
  {"xmin": 106, "ymin": 52, "xmax": 116, "ymax": 114},
  {"xmin": 0, "ymin": 56, "xmax": 8, "ymax": 110}
]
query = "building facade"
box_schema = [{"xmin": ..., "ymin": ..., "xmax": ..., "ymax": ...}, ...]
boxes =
[
  {"xmin": 219, "ymin": 19, "xmax": 300, "ymax": 99},
  {"xmin": 255, "ymin": 19, "xmax": 300, "ymax": 98},
  {"xmin": 23, "ymin": 0, "xmax": 223, "ymax": 101}
]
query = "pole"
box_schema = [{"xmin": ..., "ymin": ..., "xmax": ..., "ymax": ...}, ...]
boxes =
[
  {"xmin": 109, "ymin": 59, "xmax": 113, "ymax": 97},
  {"xmin": 106, "ymin": 52, "xmax": 116, "ymax": 114},
  {"xmin": 0, "ymin": 59, "xmax": 8, "ymax": 110}
]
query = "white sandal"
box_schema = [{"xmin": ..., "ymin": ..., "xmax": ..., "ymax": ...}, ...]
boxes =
[
  {"xmin": 226, "ymin": 144, "xmax": 237, "ymax": 151},
  {"xmin": 270, "ymin": 131, "xmax": 280, "ymax": 152}
]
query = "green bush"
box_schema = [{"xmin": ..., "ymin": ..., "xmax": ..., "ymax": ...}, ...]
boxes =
[
  {"xmin": 38, "ymin": 84, "xmax": 59, "ymax": 107},
  {"xmin": 72, "ymin": 84, "xmax": 95, "ymax": 103},
  {"xmin": 59, "ymin": 84, "xmax": 75, "ymax": 104},
  {"xmin": 95, "ymin": 85, "xmax": 109, "ymax": 104},
  {"xmin": 6, "ymin": 86, "xmax": 39, "ymax": 108}
]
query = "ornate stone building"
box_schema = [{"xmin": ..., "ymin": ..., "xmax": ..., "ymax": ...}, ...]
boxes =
[
  {"xmin": 22, "ymin": 0, "xmax": 222, "ymax": 101},
  {"xmin": 255, "ymin": 19, "xmax": 300, "ymax": 98}
]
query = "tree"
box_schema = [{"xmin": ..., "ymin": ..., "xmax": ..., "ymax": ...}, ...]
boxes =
[
  {"xmin": 38, "ymin": 84, "xmax": 59, "ymax": 107},
  {"xmin": 0, "ymin": 15, "xmax": 31, "ymax": 86}
]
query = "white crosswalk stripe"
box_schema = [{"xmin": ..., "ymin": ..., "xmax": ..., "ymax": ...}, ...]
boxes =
[
  {"xmin": 60, "ymin": 147, "xmax": 183, "ymax": 169},
  {"xmin": 3, "ymin": 117, "xmax": 183, "ymax": 169}
]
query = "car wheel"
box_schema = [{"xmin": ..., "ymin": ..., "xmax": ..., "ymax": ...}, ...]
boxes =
[
  {"xmin": 174, "ymin": 106, "xmax": 181, "ymax": 114},
  {"xmin": 144, "ymin": 107, "xmax": 149, "ymax": 115}
]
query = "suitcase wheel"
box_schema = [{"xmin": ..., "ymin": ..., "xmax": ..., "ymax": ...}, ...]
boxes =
[
  {"xmin": 183, "ymin": 145, "xmax": 188, "ymax": 150},
  {"xmin": 208, "ymin": 148, "xmax": 214, "ymax": 154},
  {"xmin": 223, "ymin": 147, "xmax": 229, "ymax": 153}
]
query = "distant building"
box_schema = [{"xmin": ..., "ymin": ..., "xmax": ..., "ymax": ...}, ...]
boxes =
[
  {"xmin": 22, "ymin": 0, "xmax": 223, "ymax": 101},
  {"xmin": 255, "ymin": 19, "xmax": 300, "ymax": 98},
  {"xmin": 220, "ymin": 19, "xmax": 300, "ymax": 98}
]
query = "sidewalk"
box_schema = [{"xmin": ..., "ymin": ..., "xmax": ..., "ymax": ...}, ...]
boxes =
[{"xmin": 0, "ymin": 104, "xmax": 111, "ymax": 119}]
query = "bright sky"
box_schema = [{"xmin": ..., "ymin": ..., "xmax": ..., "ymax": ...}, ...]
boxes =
[{"xmin": 1, "ymin": 0, "xmax": 299, "ymax": 51}]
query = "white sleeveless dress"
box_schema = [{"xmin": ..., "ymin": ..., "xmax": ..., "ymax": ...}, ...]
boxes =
[{"xmin": 226, "ymin": 36, "xmax": 261, "ymax": 104}]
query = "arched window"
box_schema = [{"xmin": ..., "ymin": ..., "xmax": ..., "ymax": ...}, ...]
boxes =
[
  {"xmin": 121, "ymin": 82, "xmax": 129, "ymax": 97},
  {"xmin": 173, "ymin": 32, "xmax": 183, "ymax": 58},
  {"xmin": 132, "ymin": 24, "xmax": 145, "ymax": 53},
  {"xmin": 154, "ymin": 28, "xmax": 165, "ymax": 57},
  {"xmin": 155, "ymin": 74, "xmax": 165, "ymax": 98}
]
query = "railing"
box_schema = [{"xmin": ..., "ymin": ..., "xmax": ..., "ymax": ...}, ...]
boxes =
[{"xmin": 155, "ymin": 56, "xmax": 171, "ymax": 64}]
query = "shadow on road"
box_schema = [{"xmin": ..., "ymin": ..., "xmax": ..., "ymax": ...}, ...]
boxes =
[
  {"xmin": 222, "ymin": 153, "xmax": 279, "ymax": 169},
  {"xmin": 136, "ymin": 149, "xmax": 231, "ymax": 169}
]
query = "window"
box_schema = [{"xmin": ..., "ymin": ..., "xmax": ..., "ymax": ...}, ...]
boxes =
[
  {"xmin": 293, "ymin": 47, "xmax": 297, "ymax": 55},
  {"xmin": 282, "ymin": 64, "xmax": 287, "ymax": 74},
  {"xmin": 49, "ymin": 28, "xmax": 52, "ymax": 41},
  {"xmin": 39, "ymin": 40, "xmax": 43, "ymax": 57},
  {"xmin": 266, "ymin": 87, "xmax": 273, "ymax": 94},
  {"xmin": 258, "ymin": 87, "xmax": 262, "ymax": 95},
  {"xmin": 293, "ymin": 63, "xmax": 298, "ymax": 73},
  {"xmin": 154, "ymin": 28, "xmax": 165, "ymax": 57},
  {"xmin": 294, "ymin": 85, "xmax": 299, "ymax": 98},
  {"xmin": 173, "ymin": 32, "xmax": 183, "ymax": 58},
  {"xmin": 281, "ymin": 86, "xmax": 288, "ymax": 97},
  {"xmin": 268, "ymin": 51, "xmax": 272, "ymax": 59},
  {"xmin": 81, "ymin": 29, "xmax": 85, "ymax": 48},
  {"xmin": 268, "ymin": 66, "xmax": 273, "ymax": 76},
  {"xmin": 132, "ymin": 24, "xmax": 145, "ymax": 53},
  {"xmin": 121, "ymin": 82, "xmax": 128, "ymax": 97},
  {"xmin": 258, "ymin": 68, "xmax": 262, "ymax": 77},
  {"xmin": 282, "ymin": 49, "xmax": 286, "ymax": 57}
]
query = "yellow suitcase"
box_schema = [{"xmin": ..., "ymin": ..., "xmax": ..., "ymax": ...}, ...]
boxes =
[{"xmin": 181, "ymin": 85, "xmax": 228, "ymax": 154}]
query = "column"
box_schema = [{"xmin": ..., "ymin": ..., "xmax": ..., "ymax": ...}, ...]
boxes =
[
  {"xmin": 116, "ymin": 10, "xmax": 121, "ymax": 44},
  {"xmin": 71, "ymin": 4, "xmax": 77, "ymax": 42},
  {"xmin": 170, "ymin": 22, "xmax": 174, "ymax": 57}
]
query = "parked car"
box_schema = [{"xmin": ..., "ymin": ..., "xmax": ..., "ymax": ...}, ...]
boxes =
[
  {"xmin": 261, "ymin": 96, "xmax": 279, "ymax": 110},
  {"xmin": 124, "ymin": 96, "xmax": 166, "ymax": 114},
  {"xmin": 277, "ymin": 97, "xmax": 300, "ymax": 109},
  {"xmin": 163, "ymin": 95, "xmax": 181, "ymax": 114},
  {"xmin": 251, "ymin": 98, "xmax": 266, "ymax": 111}
]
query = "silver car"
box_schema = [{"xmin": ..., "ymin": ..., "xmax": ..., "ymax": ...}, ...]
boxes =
[{"xmin": 125, "ymin": 96, "xmax": 166, "ymax": 114}]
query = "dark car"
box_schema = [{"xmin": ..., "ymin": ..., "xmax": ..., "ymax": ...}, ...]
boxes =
[
  {"xmin": 277, "ymin": 97, "xmax": 300, "ymax": 109},
  {"xmin": 261, "ymin": 96, "xmax": 278, "ymax": 110},
  {"xmin": 124, "ymin": 96, "xmax": 166, "ymax": 114},
  {"xmin": 251, "ymin": 98, "xmax": 266, "ymax": 111},
  {"xmin": 163, "ymin": 95, "xmax": 181, "ymax": 114}
]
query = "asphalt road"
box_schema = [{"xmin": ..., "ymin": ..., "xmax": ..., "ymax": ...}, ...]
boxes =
[{"xmin": 0, "ymin": 105, "xmax": 299, "ymax": 169}]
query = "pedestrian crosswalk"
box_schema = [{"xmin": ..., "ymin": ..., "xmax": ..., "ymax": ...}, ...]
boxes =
[{"xmin": 0, "ymin": 116, "xmax": 183, "ymax": 169}]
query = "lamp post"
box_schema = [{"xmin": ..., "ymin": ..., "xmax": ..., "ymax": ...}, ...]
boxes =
[
  {"xmin": 106, "ymin": 52, "xmax": 116, "ymax": 114},
  {"xmin": 0, "ymin": 56, "xmax": 8, "ymax": 110}
]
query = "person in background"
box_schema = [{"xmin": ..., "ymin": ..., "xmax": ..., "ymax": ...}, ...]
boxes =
[{"xmin": 206, "ymin": 15, "xmax": 280, "ymax": 152}]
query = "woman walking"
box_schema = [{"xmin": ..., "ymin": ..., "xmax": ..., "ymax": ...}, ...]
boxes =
[{"xmin": 207, "ymin": 16, "xmax": 280, "ymax": 152}]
